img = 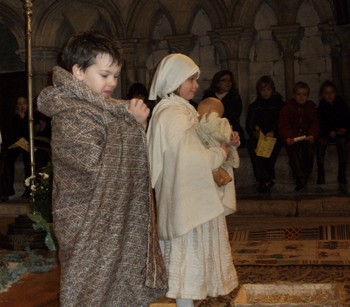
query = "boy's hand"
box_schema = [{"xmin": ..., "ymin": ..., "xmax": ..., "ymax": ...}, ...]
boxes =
[
  {"xmin": 212, "ymin": 167, "xmax": 232, "ymax": 187},
  {"xmin": 286, "ymin": 138, "xmax": 295, "ymax": 145},
  {"xmin": 128, "ymin": 98, "xmax": 150, "ymax": 130},
  {"xmin": 305, "ymin": 135, "xmax": 314, "ymax": 143}
]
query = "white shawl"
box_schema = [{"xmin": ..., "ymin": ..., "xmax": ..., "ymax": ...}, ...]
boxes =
[
  {"xmin": 149, "ymin": 53, "xmax": 200, "ymax": 100},
  {"xmin": 147, "ymin": 94, "xmax": 227, "ymax": 240}
]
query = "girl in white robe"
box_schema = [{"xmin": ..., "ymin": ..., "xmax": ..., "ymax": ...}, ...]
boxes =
[{"xmin": 147, "ymin": 53, "xmax": 239, "ymax": 307}]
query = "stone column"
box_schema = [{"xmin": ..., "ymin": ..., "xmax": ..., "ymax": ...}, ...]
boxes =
[
  {"xmin": 165, "ymin": 34, "xmax": 197, "ymax": 54},
  {"xmin": 319, "ymin": 23, "xmax": 342, "ymax": 94},
  {"xmin": 271, "ymin": 24, "xmax": 304, "ymax": 100},
  {"xmin": 17, "ymin": 46, "xmax": 60, "ymax": 96},
  {"xmin": 335, "ymin": 24, "xmax": 350, "ymax": 104},
  {"xmin": 208, "ymin": 27, "xmax": 242, "ymax": 83},
  {"xmin": 120, "ymin": 39, "xmax": 138, "ymax": 97},
  {"xmin": 135, "ymin": 39, "xmax": 151, "ymax": 86},
  {"xmin": 238, "ymin": 28, "xmax": 256, "ymax": 117}
]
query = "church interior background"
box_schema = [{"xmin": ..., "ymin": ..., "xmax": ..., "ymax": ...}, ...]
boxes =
[{"xmin": 1, "ymin": 0, "xmax": 350, "ymax": 305}]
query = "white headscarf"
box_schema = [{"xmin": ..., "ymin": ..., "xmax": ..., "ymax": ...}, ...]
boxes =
[{"xmin": 149, "ymin": 53, "xmax": 200, "ymax": 100}]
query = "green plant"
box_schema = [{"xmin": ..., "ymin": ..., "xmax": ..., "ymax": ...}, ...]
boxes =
[{"xmin": 25, "ymin": 163, "xmax": 57, "ymax": 251}]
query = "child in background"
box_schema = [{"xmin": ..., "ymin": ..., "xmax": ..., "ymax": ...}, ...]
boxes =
[
  {"xmin": 147, "ymin": 53, "xmax": 238, "ymax": 307},
  {"xmin": 316, "ymin": 80, "xmax": 350, "ymax": 184},
  {"xmin": 278, "ymin": 81, "xmax": 320, "ymax": 191},
  {"xmin": 246, "ymin": 76, "xmax": 283, "ymax": 193},
  {"xmin": 37, "ymin": 31, "xmax": 167, "ymax": 306},
  {"xmin": 197, "ymin": 97, "xmax": 240, "ymax": 207}
]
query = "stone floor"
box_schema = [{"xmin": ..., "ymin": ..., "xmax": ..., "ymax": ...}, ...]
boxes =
[{"xmin": 1, "ymin": 186, "xmax": 350, "ymax": 306}]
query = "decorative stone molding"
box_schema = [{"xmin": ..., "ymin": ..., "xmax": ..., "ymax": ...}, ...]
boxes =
[
  {"xmin": 208, "ymin": 27, "xmax": 242, "ymax": 59},
  {"xmin": 271, "ymin": 24, "xmax": 304, "ymax": 58},
  {"xmin": 165, "ymin": 34, "xmax": 197, "ymax": 54}
]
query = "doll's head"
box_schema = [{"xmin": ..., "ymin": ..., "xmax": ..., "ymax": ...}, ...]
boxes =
[{"xmin": 197, "ymin": 97, "xmax": 224, "ymax": 118}]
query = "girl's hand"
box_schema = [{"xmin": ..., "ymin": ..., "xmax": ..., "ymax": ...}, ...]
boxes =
[
  {"xmin": 128, "ymin": 98, "xmax": 150, "ymax": 130},
  {"xmin": 266, "ymin": 131, "xmax": 275, "ymax": 137},
  {"xmin": 230, "ymin": 131, "xmax": 240, "ymax": 147},
  {"xmin": 221, "ymin": 142, "xmax": 231, "ymax": 159}
]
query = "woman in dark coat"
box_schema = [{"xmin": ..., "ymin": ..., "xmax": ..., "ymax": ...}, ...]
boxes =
[{"xmin": 203, "ymin": 70, "xmax": 245, "ymax": 146}]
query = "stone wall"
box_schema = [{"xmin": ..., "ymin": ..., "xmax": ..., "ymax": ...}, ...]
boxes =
[{"xmin": 0, "ymin": 0, "xmax": 349, "ymax": 107}]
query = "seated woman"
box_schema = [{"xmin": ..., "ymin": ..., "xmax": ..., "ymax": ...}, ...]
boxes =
[
  {"xmin": 246, "ymin": 76, "xmax": 283, "ymax": 193},
  {"xmin": 202, "ymin": 70, "xmax": 245, "ymax": 146},
  {"xmin": 316, "ymin": 80, "xmax": 350, "ymax": 184}
]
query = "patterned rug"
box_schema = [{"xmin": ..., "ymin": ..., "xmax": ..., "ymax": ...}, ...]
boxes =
[
  {"xmin": 230, "ymin": 224, "xmax": 350, "ymax": 266},
  {"xmin": 0, "ymin": 249, "xmax": 57, "ymax": 292}
]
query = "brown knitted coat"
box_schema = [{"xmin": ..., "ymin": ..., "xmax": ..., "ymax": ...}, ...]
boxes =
[{"xmin": 37, "ymin": 66, "xmax": 167, "ymax": 306}]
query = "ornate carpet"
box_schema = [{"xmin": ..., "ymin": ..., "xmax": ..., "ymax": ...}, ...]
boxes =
[
  {"xmin": 198, "ymin": 225, "xmax": 350, "ymax": 306},
  {"xmin": 230, "ymin": 224, "xmax": 350, "ymax": 266}
]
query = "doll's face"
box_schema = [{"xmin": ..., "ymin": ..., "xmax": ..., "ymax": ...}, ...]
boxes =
[{"xmin": 322, "ymin": 85, "xmax": 336, "ymax": 103}]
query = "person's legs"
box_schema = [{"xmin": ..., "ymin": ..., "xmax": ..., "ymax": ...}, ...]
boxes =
[
  {"xmin": 316, "ymin": 137, "xmax": 328, "ymax": 184},
  {"xmin": 302, "ymin": 141, "xmax": 315, "ymax": 179},
  {"xmin": 335, "ymin": 136, "xmax": 348, "ymax": 184},
  {"xmin": 286, "ymin": 143, "xmax": 305, "ymax": 190},
  {"xmin": 247, "ymin": 138, "xmax": 273, "ymax": 193},
  {"xmin": 1, "ymin": 148, "xmax": 21, "ymax": 197}
]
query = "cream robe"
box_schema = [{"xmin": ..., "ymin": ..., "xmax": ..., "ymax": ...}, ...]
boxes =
[{"xmin": 147, "ymin": 94, "xmax": 227, "ymax": 240}]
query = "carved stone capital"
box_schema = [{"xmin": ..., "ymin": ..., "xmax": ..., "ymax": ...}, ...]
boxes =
[
  {"xmin": 208, "ymin": 27, "xmax": 243, "ymax": 58},
  {"xmin": 17, "ymin": 46, "xmax": 60, "ymax": 73},
  {"xmin": 120, "ymin": 39, "xmax": 138, "ymax": 64},
  {"xmin": 165, "ymin": 34, "xmax": 197, "ymax": 54},
  {"xmin": 271, "ymin": 24, "xmax": 304, "ymax": 58},
  {"xmin": 335, "ymin": 24, "xmax": 350, "ymax": 52}
]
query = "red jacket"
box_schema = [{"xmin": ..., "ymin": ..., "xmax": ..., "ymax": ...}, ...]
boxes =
[{"xmin": 278, "ymin": 99, "xmax": 320, "ymax": 143}]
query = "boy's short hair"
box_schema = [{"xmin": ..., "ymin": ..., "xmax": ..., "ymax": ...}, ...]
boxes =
[
  {"xmin": 58, "ymin": 31, "xmax": 122, "ymax": 72},
  {"xmin": 319, "ymin": 80, "xmax": 336, "ymax": 97},
  {"xmin": 294, "ymin": 81, "xmax": 310, "ymax": 94}
]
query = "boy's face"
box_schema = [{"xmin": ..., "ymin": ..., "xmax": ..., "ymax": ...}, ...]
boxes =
[
  {"xmin": 73, "ymin": 53, "xmax": 121, "ymax": 98},
  {"xmin": 322, "ymin": 86, "xmax": 336, "ymax": 103},
  {"xmin": 295, "ymin": 87, "xmax": 309, "ymax": 104}
]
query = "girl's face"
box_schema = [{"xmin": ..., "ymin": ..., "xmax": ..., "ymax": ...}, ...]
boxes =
[
  {"xmin": 322, "ymin": 85, "xmax": 336, "ymax": 103},
  {"xmin": 259, "ymin": 85, "xmax": 273, "ymax": 99},
  {"xmin": 177, "ymin": 74, "xmax": 199, "ymax": 101},
  {"xmin": 217, "ymin": 74, "xmax": 232, "ymax": 93}
]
